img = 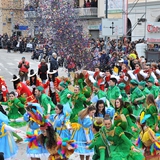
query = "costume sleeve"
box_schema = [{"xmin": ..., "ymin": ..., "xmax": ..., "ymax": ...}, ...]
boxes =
[
  {"xmin": 16, "ymin": 83, "xmax": 22, "ymax": 96},
  {"xmin": 1, "ymin": 101, "xmax": 8, "ymax": 105},
  {"xmin": 78, "ymin": 79, "xmax": 84, "ymax": 92},
  {"xmin": 88, "ymin": 141, "xmax": 95, "ymax": 149},
  {"xmin": 43, "ymin": 80, "xmax": 49, "ymax": 89},
  {"xmin": 15, "ymin": 100, "xmax": 25, "ymax": 108},
  {"xmin": 115, "ymin": 126, "xmax": 133, "ymax": 148},
  {"xmin": 99, "ymin": 147, "xmax": 106, "ymax": 160},
  {"xmin": 4, "ymin": 124, "xmax": 17, "ymax": 132},
  {"xmin": 115, "ymin": 88, "xmax": 121, "ymax": 99},
  {"xmin": 18, "ymin": 62, "xmax": 22, "ymax": 68},
  {"xmin": 23, "ymin": 112, "xmax": 30, "ymax": 122}
]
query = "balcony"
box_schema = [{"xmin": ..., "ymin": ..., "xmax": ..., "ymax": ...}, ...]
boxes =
[
  {"xmin": 24, "ymin": 11, "xmax": 40, "ymax": 19},
  {"xmin": 74, "ymin": 8, "xmax": 98, "ymax": 19}
]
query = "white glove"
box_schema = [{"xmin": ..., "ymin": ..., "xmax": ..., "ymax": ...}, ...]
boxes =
[
  {"xmin": 124, "ymin": 76, "xmax": 129, "ymax": 81},
  {"xmin": 15, "ymin": 92, "xmax": 18, "ymax": 97},
  {"xmin": 1, "ymin": 85, "xmax": 6, "ymax": 91},
  {"xmin": 31, "ymin": 85, "xmax": 36, "ymax": 88}
]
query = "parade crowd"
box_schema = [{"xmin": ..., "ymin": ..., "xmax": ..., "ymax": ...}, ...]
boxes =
[{"xmin": 0, "ymin": 36, "xmax": 160, "ymax": 160}]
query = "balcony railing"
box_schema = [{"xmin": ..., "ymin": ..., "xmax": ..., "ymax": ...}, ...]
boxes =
[
  {"xmin": 74, "ymin": 8, "xmax": 98, "ymax": 18},
  {"xmin": 24, "ymin": 11, "xmax": 41, "ymax": 19}
]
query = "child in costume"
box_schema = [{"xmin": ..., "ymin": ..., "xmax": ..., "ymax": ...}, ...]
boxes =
[
  {"xmin": 72, "ymin": 105, "xmax": 96, "ymax": 160},
  {"xmin": 0, "ymin": 111, "xmax": 21, "ymax": 160},
  {"xmin": 24, "ymin": 103, "xmax": 49, "ymax": 160},
  {"xmin": 0, "ymin": 76, "xmax": 8, "ymax": 102},
  {"xmin": 38, "ymin": 120, "xmax": 77, "ymax": 160},
  {"xmin": 50, "ymin": 104, "xmax": 71, "ymax": 139},
  {"xmin": 136, "ymin": 113, "xmax": 160, "ymax": 159},
  {"xmin": 103, "ymin": 115, "xmax": 144, "ymax": 160},
  {"xmin": 0, "ymin": 91, "xmax": 26, "ymax": 143},
  {"xmin": 87, "ymin": 118, "xmax": 110, "ymax": 160}
]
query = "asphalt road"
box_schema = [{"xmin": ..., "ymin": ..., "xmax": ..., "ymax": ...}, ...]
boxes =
[{"xmin": 0, "ymin": 49, "xmax": 83, "ymax": 160}]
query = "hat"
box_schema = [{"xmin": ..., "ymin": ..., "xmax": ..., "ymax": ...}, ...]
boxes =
[
  {"xmin": 118, "ymin": 83, "xmax": 126, "ymax": 89},
  {"xmin": 28, "ymin": 69, "xmax": 36, "ymax": 77},
  {"xmin": 11, "ymin": 74, "xmax": 20, "ymax": 82},
  {"xmin": 22, "ymin": 57, "xmax": 25, "ymax": 59},
  {"xmin": 93, "ymin": 82, "xmax": 100, "ymax": 88},
  {"xmin": 47, "ymin": 69, "xmax": 57, "ymax": 75},
  {"xmin": 147, "ymin": 76, "xmax": 155, "ymax": 84},
  {"xmin": 130, "ymin": 79, "xmax": 138, "ymax": 85},
  {"xmin": 118, "ymin": 59, "xmax": 124, "ymax": 63},
  {"xmin": 59, "ymin": 82, "xmax": 68, "ymax": 89},
  {"xmin": 138, "ymin": 81, "xmax": 146, "ymax": 88},
  {"xmin": 36, "ymin": 86, "xmax": 44, "ymax": 92}
]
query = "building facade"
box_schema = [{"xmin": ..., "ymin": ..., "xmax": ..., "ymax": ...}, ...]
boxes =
[{"xmin": 0, "ymin": 0, "xmax": 27, "ymax": 36}]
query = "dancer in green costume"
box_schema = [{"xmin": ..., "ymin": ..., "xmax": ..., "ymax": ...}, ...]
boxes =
[
  {"xmin": 138, "ymin": 81, "xmax": 151, "ymax": 98},
  {"xmin": 129, "ymin": 79, "xmax": 145, "ymax": 117},
  {"xmin": 143, "ymin": 94, "xmax": 158, "ymax": 131},
  {"xmin": 147, "ymin": 76, "xmax": 159, "ymax": 99},
  {"xmin": 103, "ymin": 115, "xmax": 144, "ymax": 160},
  {"xmin": 0, "ymin": 91, "xmax": 25, "ymax": 142},
  {"xmin": 70, "ymin": 86, "xmax": 91, "ymax": 122},
  {"xmin": 106, "ymin": 77, "xmax": 121, "ymax": 107},
  {"xmin": 118, "ymin": 83, "xmax": 128, "ymax": 102},
  {"xmin": 87, "ymin": 118, "xmax": 110, "ymax": 160},
  {"xmin": 115, "ymin": 98, "xmax": 139, "ymax": 138},
  {"xmin": 35, "ymin": 86, "xmax": 55, "ymax": 116}
]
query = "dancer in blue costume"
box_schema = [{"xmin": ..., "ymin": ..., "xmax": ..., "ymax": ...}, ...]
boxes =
[
  {"xmin": 24, "ymin": 103, "xmax": 49, "ymax": 160},
  {"xmin": 50, "ymin": 104, "xmax": 71, "ymax": 139},
  {"xmin": 0, "ymin": 111, "xmax": 21, "ymax": 160},
  {"xmin": 94, "ymin": 99, "xmax": 115, "ymax": 119},
  {"xmin": 72, "ymin": 105, "xmax": 96, "ymax": 160}
]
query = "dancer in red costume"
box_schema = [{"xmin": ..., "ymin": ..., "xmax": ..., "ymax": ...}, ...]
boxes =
[
  {"xmin": 0, "ymin": 76, "xmax": 9, "ymax": 102},
  {"xmin": 11, "ymin": 75, "xmax": 37, "ymax": 106}
]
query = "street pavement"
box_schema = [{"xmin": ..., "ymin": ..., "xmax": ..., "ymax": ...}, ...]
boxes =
[{"xmin": 0, "ymin": 49, "xmax": 83, "ymax": 160}]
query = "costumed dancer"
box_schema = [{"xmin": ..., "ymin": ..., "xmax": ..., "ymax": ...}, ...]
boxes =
[
  {"xmin": 11, "ymin": 74, "xmax": 37, "ymax": 111},
  {"xmin": 43, "ymin": 70, "xmax": 61, "ymax": 105},
  {"xmin": 115, "ymin": 98, "xmax": 139, "ymax": 138},
  {"xmin": 129, "ymin": 79, "xmax": 145, "ymax": 117},
  {"xmin": 35, "ymin": 86, "xmax": 55, "ymax": 116},
  {"xmin": 136, "ymin": 114, "xmax": 160, "ymax": 159},
  {"xmin": 92, "ymin": 66, "xmax": 105, "ymax": 91},
  {"xmin": 50, "ymin": 104, "xmax": 71, "ymax": 139},
  {"xmin": 86, "ymin": 118, "xmax": 110, "ymax": 160},
  {"xmin": 147, "ymin": 76, "xmax": 159, "ymax": 99},
  {"xmin": 138, "ymin": 81, "xmax": 151, "ymax": 98},
  {"xmin": 27, "ymin": 69, "xmax": 43, "ymax": 95},
  {"xmin": 103, "ymin": 115, "xmax": 144, "ymax": 160},
  {"xmin": 57, "ymin": 82, "xmax": 73, "ymax": 117},
  {"xmin": 142, "ymin": 94, "xmax": 158, "ymax": 131},
  {"xmin": 38, "ymin": 120, "xmax": 77, "ymax": 160},
  {"xmin": 94, "ymin": 100, "xmax": 115, "ymax": 119},
  {"xmin": 133, "ymin": 63, "xmax": 148, "ymax": 82},
  {"xmin": 70, "ymin": 85, "xmax": 91, "ymax": 123},
  {"xmin": 72, "ymin": 105, "xmax": 96, "ymax": 160},
  {"xmin": 24, "ymin": 103, "xmax": 49, "ymax": 160},
  {"xmin": 118, "ymin": 83, "xmax": 128, "ymax": 102},
  {"xmin": 0, "ymin": 111, "xmax": 21, "ymax": 160},
  {"xmin": 0, "ymin": 91, "xmax": 26, "ymax": 142},
  {"xmin": 0, "ymin": 76, "xmax": 8, "ymax": 102},
  {"xmin": 106, "ymin": 77, "xmax": 121, "ymax": 107}
]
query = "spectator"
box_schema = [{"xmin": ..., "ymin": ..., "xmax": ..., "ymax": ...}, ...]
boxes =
[
  {"xmin": 6, "ymin": 39, "xmax": 11, "ymax": 53},
  {"xmin": 38, "ymin": 59, "xmax": 48, "ymax": 84},
  {"xmin": 50, "ymin": 52, "xmax": 58, "ymax": 77},
  {"xmin": 18, "ymin": 57, "xmax": 30, "ymax": 82},
  {"xmin": 86, "ymin": 0, "xmax": 91, "ymax": 7}
]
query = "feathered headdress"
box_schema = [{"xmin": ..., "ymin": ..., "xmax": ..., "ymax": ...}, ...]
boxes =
[{"xmin": 140, "ymin": 112, "xmax": 151, "ymax": 124}]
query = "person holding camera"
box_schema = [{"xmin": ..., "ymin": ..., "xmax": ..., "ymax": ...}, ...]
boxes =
[{"xmin": 18, "ymin": 57, "xmax": 30, "ymax": 82}]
